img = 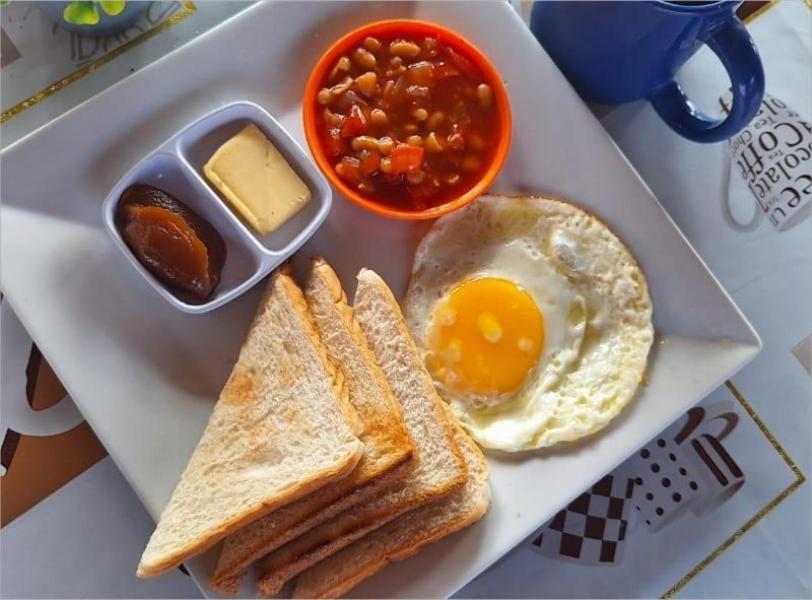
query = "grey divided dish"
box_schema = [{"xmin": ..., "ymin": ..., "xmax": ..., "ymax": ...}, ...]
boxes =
[{"xmin": 101, "ymin": 101, "xmax": 332, "ymax": 314}]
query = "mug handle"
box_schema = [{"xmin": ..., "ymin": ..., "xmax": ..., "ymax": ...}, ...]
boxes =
[
  {"xmin": 723, "ymin": 186, "xmax": 763, "ymax": 231},
  {"xmin": 673, "ymin": 402, "xmax": 738, "ymax": 445},
  {"xmin": 722, "ymin": 151, "xmax": 763, "ymax": 231},
  {"xmin": 648, "ymin": 18, "xmax": 765, "ymax": 143}
]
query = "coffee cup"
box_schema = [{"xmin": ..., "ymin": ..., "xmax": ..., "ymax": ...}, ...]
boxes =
[
  {"xmin": 630, "ymin": 401, "xmax": 744, "ymax": 531},
  {"xmin": 724, "ymin": 92, "xmax": 812, "ymax": 231},
  {"xmin": 530, "ymin": 1, "xmax": 765, "ymax": 143}
]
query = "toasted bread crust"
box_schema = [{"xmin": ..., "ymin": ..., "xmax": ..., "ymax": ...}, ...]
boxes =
[
  {"xmin": 311, "ymin": 258, "xmax": 416, "ymax": 463},
  {"xmin": 210, "ymin": 260, "xmax": 415, "ymax": 588},
  {"xmin": 255, "ymin": 458, "xmax": 415, "ymax": 596},
  {"xmin": 293, "ymin": 415, "xmax": 490, "ymax": 599},
  {"xmin": 254, "ymin": 452, "xmax": 460, "ymax": 596},
  {"xmin": 253, "ymin": 268, "xmax": 469, "ymax": 594},
  {"xmin": 286, "ymin": 263, "xmax": 363, "ymax": 439},
  {"xmin": 137, "ymin": 269, "xmax": 364, "ymax": 578},
  {"xmin": 209, "ymin": 574, "xmax": 241, "ymax": 596},
  {"xmin": 210, "ymin": 454, "xmax": 413, "ymax": 592},
  {"xmin": 357, "ymin": 268, "xmax": 467, "ymax": 481}
]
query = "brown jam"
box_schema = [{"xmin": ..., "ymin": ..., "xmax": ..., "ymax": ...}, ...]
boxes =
[{"xmin": 116, "ymin": 184, "xmax": 226, "ymax": 303}]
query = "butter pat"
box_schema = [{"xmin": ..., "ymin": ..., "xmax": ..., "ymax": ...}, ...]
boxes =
[{"xmin": 204, "ymin": 123, "xmax": 311, "ymax": 235}]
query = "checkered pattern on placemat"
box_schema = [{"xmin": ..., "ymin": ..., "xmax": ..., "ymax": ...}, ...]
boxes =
[{"xmin": 531, "ymin": 475, "xmax": 635, "ymax": 564}]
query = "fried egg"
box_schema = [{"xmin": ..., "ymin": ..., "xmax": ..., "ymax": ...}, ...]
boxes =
[{"xmin": 404, "ymin": 195, "xmax": 653, "ymax": 452}]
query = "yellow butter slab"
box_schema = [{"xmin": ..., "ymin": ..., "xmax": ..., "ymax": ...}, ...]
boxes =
[{"xmin": 204, "ymin": 123, "xmax": 311, "ymax": 235}]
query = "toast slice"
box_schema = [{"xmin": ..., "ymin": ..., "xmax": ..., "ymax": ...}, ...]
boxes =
[
  {"xmin": 294, "ymin": 407, "xmax": 490, "ymax": 598},
  {"xmin": 209, "ymin": 259, "xmax": 415, "ymax": 591},
  {"xmin": 137, "ymin": 267, "xmax": 365, "ymax": 578},
  {"xmin": 255, "ymin": 268, "xmax": 467, "ymax": 595}
]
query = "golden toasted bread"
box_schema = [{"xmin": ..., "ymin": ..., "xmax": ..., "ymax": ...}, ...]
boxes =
[{"xmin": 137, "ymin": 267, "xmax": 364, "ymax": 578}]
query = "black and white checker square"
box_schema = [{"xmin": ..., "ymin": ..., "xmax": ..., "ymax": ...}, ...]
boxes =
[{"xmin": 531, "ymin": 474, "xmax": 635, "ymax": 565}]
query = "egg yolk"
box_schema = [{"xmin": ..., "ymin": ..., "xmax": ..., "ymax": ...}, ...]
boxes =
[{"xmin": 427, "ymin": 277, "xmax": 544, "ymax": 398}]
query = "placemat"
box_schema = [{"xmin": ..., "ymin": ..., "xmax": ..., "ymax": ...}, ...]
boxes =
[
  {"xmin": 1, "ymin": 1, "xmax": 808, "ymax": 597},
  {"xmin": 1, "ymin": 1, "xmax": 195, "ymax": 123}
]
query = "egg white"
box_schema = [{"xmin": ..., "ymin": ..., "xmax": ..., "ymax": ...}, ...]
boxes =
[{"xmin": 404, "ymin": 195, "xmax": 653, "ymax": 452}]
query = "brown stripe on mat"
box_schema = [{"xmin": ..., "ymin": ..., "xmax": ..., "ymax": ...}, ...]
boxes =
[
  {"xmin": 737, "ymin": 1, "xmax": 771, "ymax": 21},
  {"xmin": 691, "ymin": 439, "xmax": 729, "ymax": 486}
]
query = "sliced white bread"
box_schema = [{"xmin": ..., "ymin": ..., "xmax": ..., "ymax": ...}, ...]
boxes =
[
  {"xmin": 255, "ymin": 267, "xmax": 467, "ymax": 596},
  {"xmin": 210, "ymin": 259, "xmax": 415, "ymax": 592},
  {"xmin": 137, "ymin": 267, "xmax": 365, "ymax": 578},
  {"xmin": 294, "ymin": 405, "xmax": 490, "ymax": 598}
]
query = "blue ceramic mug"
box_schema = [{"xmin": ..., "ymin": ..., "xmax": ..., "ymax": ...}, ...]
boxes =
[{"xmin": 530, "ymin": 1, "xmax": 765, "ymax": 143}]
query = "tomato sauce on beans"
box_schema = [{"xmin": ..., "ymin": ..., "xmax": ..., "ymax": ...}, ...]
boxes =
[{"xmin": 315, "ymin": 33, "xmax": 500, "ymax": 211}]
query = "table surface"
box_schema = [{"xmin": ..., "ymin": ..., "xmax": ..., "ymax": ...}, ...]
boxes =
[{"xmin": 0, "ymin": 1, "xmax": 809, "ymax": 598}]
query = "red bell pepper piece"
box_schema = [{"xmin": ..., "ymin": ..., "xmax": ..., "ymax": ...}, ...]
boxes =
[
  {"xmin": 390, "ymin": 144, "xmax": 424, "ymax": 174},
  {"xmin": 340, "ymin": 104, "xmax": 367, "ymax": 138},
  {"xmin": 358, "ymin": 150, "xmax": 381, "ymax": 176},
  {"xmin": 324, "ymin": 127, "xmax": 343, "ymax": 159},
  {"xmin": 443, "ymin": 46, "xmax": 480, "ymax": 80}
]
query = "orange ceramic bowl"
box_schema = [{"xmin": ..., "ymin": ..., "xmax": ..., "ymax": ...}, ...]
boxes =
[{"xmin": 303, "ymin": 19, "xmax": 512, "ymax": 220}]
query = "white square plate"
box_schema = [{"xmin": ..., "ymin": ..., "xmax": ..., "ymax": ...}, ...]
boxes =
[{"xmin": 0, "ymin": 2, "xmax": 760, "ymax": 598}]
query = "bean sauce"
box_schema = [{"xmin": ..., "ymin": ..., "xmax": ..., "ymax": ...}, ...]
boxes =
[{"xmin": 315, "ymin": 34, "xmax": 500, "ymax": 211}]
